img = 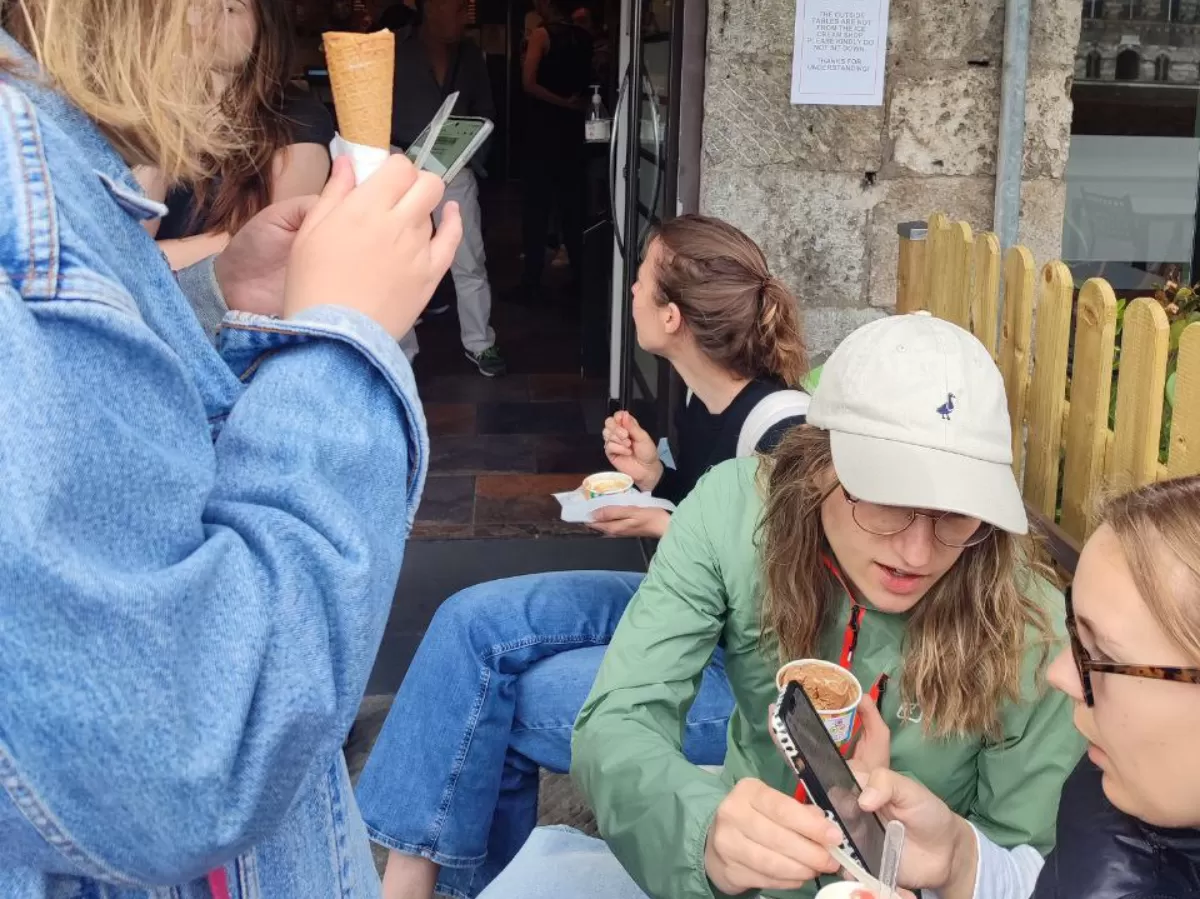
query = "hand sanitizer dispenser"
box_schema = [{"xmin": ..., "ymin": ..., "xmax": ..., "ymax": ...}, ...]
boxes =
[{"xmin": 584, "ymin": 85, "xmax": 611, "ymax": 143}]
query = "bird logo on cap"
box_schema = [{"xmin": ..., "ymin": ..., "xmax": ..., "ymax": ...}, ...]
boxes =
[{"xmin": 937, "ymin": 393, "xmax": 956, "ymax": 421}]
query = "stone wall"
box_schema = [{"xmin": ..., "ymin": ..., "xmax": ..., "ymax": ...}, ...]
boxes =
[{"xmin": 698, "ymin": 0, "xmax": 1081, "ymax": 358}]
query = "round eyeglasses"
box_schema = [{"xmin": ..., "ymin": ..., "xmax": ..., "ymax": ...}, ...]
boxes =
[{"xmin": 841, "ymin": 488, "xmax": 994, "ymax": 549}]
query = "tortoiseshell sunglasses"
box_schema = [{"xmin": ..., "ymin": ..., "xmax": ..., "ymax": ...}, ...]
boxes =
[{"xmin": 1064, "ymin": 586, "xmax": 1200, "ymax": 707}]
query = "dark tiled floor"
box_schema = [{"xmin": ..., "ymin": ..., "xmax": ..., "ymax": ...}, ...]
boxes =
[
  {"xmin": 408, "ymin": 182, "xmax": 611, "ymax": 539},
  {"xmin": 424, "ymin": 402, "xmax": 476, "ymax": 437},
  {"xmin": 476, "ymin": 401, "xmax": 586, "ymax": 436},
  {"xmin": 416, "ymin": 475, "xmax": 475, "ymax": 526}
]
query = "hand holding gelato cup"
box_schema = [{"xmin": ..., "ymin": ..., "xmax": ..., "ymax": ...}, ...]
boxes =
[
  {"xmin": 776, "ymin": 658, "xmax": 863, "ymax": 748},
  {"xmin": 580, "ymin": 472, "xmax": 634, "ymax": 499}
]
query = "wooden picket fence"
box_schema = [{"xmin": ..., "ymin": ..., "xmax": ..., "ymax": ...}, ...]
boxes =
[{"xmin": 896, "ymin": 212, "xmax": 1200, "ymax": 545}]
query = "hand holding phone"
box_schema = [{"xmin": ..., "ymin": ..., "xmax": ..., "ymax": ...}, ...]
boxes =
[
  {"xmin": 770, "ymin": 681, "xmax": 889, "ymax": 885},
  {"xmin": 703, "ymin": 777, "xmax": 844, "ymax": 895},
  {"xmin": 404, "ymin": 105, "xmax": 494, "ymax": 184}
]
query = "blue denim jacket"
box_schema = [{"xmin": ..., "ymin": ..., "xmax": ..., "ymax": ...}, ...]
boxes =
[{"xmin": 0, "ymin": 32, "xmax": 426, "ymax": 898}]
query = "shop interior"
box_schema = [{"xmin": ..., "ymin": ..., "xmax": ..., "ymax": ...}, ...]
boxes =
[{"xmin": 288, "ymin": 0, "xmax": 675, "ymax": 542}]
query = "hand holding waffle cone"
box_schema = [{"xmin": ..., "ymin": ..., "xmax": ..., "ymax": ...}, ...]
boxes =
[{"xmin": 324, "ymin": 30, "xmax": 395, "ymax": 182}]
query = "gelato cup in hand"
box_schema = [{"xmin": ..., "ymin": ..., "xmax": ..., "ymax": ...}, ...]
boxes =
[
  {"xmin": 777, "ymin": 658, "xmax": 863, "ymax": 748},
  {"xmin": 580, "ymin": 472, "xmax": 634, "ymax": 499}
]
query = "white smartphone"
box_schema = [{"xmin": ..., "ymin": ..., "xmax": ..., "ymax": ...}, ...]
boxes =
[{"xmin": 405, "ymin": 115, "xmax": 494, "ymax": 183}]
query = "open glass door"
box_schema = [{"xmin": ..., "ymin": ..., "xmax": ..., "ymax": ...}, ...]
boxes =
[{"xmin": 608, "ymin": 0, "xmax": 679, "ymax": 434}]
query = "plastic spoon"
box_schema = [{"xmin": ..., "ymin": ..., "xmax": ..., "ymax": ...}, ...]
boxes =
[{"xmin": 878, "ymin": 820, "xmax": 906, "ymax": 899}]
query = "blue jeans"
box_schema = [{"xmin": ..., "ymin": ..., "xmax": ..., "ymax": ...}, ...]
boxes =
[
  {"xmin": 354, "ymin": 571, "xmax": 734, "ymax": 899},
  {"xmin": 477, "ymin": 826, "xmax": 647, "ymax": 899}
]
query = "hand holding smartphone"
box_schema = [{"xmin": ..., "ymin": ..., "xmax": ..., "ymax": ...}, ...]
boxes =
[
  {"xmin": 770, "ymin": 681, "xmax": 889, "ymax": 892},
  {"xmin": 403, "ymin": 92, "xmax": 494, "ymax": 184}
]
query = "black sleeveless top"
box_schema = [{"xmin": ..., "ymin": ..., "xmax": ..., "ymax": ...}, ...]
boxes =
[
  {"xmin": 652, "ymin": 377, "xmax": 805, "ymax": 506},
  {"xmin": 526, "ymin": 21, "xmax": 593, "ymax": 143},
  {"xmin": 157, "ymin": 89, "xmax": 333, "ymax": 240}
]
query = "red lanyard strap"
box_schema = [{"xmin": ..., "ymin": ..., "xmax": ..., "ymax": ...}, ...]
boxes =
[
  {"xmin": 791, "ymin": 556, "xmax": 891, "ymax": 802},
  {"xmin": 208, "ymin": 868, "xmax": 230, "ymax": 899}
]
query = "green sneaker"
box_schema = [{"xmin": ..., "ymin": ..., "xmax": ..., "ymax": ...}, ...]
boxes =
[{"xmin": 466, "ymin": 346, "xmax": 507, "ymax": 377}]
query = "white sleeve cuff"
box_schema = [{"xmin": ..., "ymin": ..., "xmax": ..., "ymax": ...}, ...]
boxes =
[{"xmin": 961, "ymin": 825, "xmax": 1044, "ymax": 899}]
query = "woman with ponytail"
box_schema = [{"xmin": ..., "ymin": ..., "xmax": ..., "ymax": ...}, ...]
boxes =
[{"xmin": 357, "ymin": 214, "xmax": 812, "ymax": 899}]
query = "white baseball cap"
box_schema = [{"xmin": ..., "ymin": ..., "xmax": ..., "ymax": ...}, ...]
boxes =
[{"xmin": 807, "ymin": 313, "xmax": 1027, "ymax": 535}]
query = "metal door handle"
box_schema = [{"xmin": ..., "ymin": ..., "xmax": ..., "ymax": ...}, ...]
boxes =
[
  {"xmin": 638, "ymin": 68, "xmax": 663, "ymax": 247},
  {"xmin": 609, "ymin": 68, "xmax": 632, "ymax": 256}
]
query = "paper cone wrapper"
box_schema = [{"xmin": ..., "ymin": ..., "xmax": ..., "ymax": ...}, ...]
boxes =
[
  {"xmin": 329, "ymin": 133, "xmax": 391, "ymax": 185},
  {"xmin": 324, "ymin": 30, "xmax": 395, "ymax": 150}
]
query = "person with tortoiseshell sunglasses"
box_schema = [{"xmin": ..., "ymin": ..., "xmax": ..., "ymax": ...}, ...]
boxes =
[{"xmin": 839, "ymin": 475, "xmax": 1200, "ymax": 899}]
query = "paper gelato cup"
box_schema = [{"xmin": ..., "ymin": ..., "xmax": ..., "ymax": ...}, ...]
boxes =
[
  {"xmin": 776, "ymin": 658, "xmax": 863, "ymax": 748},
  {"xmin": 581, "ymin": 472, "xmax": 634, "ymax": 499},
  {"xmin": 324, "ymin": 30, "xmax": 395, "ymax": 150}
]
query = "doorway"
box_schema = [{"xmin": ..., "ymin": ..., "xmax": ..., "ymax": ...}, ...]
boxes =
[{"xmin": 295, "ymin": 0, "xmax": 704, "ymax": 538}]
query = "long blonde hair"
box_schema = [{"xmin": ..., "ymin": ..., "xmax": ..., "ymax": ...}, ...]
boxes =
[
  {"xmin": 757, "ymin": 426, "xmax": 1055, "ymax": 740},
  {"xmin": 1099, "ymin": 475, "xmax": 1200, "ymax": 665},
  {"xmin": 3, "ymin": 0, "xmax": 243, "ymax": 181}
]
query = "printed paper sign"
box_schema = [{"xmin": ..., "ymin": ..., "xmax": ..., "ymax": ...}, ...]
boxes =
[{"xmin": 791, "ymin": 0, "xmax": 889, "ymax": 106}]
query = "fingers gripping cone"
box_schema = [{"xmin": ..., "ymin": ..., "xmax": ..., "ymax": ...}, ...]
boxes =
[{"xmin": 324, "ymin": 30, "xmax": 395, "ymax": 181}]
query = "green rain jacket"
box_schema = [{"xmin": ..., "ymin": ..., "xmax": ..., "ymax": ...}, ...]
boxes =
[{"xmin": 572, "ymin": 457, "xmax": 1084, "ymax": 899}]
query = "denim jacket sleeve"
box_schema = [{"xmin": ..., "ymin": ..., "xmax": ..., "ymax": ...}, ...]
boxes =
[
  {"xmin": 0, "ymin": 256, "xmax": 428, "ymax": 890},
  {"xmin": 175, "ymin": 254, "xmax": 229, "ymax": 344}
]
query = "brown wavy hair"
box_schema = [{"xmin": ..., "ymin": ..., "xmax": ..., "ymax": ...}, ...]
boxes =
[
  {"xmin": 191, "ymin": 0, "xmax": 299, "ymax": 234},
  {"xmin": 3, "ymin": 0, "xmax": 241, "ymax": 181},
  {"xmin": 756, "ymin": 425, "xmax": 1055, "ymax": 739},
  {"xmin": 651, "ymin": 215, "xmax": 809, "ymax": 387},
  {"xmin": 1099, "ymin": 475, "xmax": 1200, "ymax": 665}
]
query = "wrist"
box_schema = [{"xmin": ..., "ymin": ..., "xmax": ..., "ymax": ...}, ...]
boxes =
[
  {"xmin": 943, "ymin": 819, "xmax": 980, "ymax": 899},
  {"xmin": 636, "ymin": 460, "xmax": 665, "ymax": 493},
  {"xmin": 649, "ymin": 511, "xmax": 671, "ymax": 539}
]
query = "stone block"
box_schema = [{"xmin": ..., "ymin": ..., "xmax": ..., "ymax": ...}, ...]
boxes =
[
  {"xmin": 706, "ymin": 0, "xmax": 798, "ymax": 56},
  {"xmin": 865, "ymin": 176, "xmax": 995, "ymax": 308},
  {"xmin": 907, "ymin": 0, "xmax": 1005, "ymax": 62},
  {"xmin": 706, "ymin": 0, "xmax": 915, "ymax": 59},
  {"xmin": 700, "ymin": 169, "xmax": 872, "ymax": 308},
  {"xmin": 1023, "ymin": 70, "xmax": 1074, "ymax": 180},
  {"xmin": 887, "ymin": 69, "xmax": 1001, "ymax": 177},
  {"xmin": 1032, "ymin": 0, "xmax": 1085, "ymax": 70},
  {"xmin": 703, "ymin": 52, "xmax": 884, "ymax": 172},
  {"xmin": 803, "ymin": 306, "xmax": 889, "ymax": 360},
  {"xmin": 1018, "ymin": 178, "xmax": 1067, "ymax": 267}
]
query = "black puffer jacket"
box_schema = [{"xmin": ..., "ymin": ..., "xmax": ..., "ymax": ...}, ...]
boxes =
[{"xmin": 1033, "ymin": 758, "xmax": 1200, "ymax": 899}]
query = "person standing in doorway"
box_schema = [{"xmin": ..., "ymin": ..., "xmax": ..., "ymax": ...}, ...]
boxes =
[
  {"xmin": 518, "ymin": 0, "xmax": 593, "ymax": 303},
  {"xmin": 377, "ymin": 0, "xmax": 418, "ymax": 38},
  {"xmin": 392, "ymin": 0, "xmax": 508, "ymax": 376}
]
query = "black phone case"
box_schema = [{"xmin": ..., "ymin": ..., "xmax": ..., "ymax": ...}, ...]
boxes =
[{"xmin": 770, "ymin": 682, "xmax": 884, "ymax": 877}]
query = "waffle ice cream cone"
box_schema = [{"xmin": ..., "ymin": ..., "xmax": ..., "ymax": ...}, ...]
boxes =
[{"xmin": 324, "ymin": 30, "xmax": 395, "ymax": 149}]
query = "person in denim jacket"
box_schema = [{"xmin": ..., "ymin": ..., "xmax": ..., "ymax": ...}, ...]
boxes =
[{"xmin": 0, "ymin": 2, "xmax": 461, "ymax": 897}]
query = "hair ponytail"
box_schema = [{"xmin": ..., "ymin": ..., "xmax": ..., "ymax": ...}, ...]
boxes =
[
  {"xmin": 652, "ymin": 215, "xmax": 810, "ymax": 386},
  {"xmin": 751, "ymin": 276, "xmax": 808, "ymax": 387}
]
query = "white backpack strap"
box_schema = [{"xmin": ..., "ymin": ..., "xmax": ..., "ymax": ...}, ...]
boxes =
[{"xmin": 736, "ymin": 390, "xmax": 811, "ymax": 458}]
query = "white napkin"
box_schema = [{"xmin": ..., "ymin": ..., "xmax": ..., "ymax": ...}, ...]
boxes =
[
  {"xmin": 553, "ymin": 490, "xmax": 676, "ymax": 524},
  {"xmin": 330, "ymin": 133, "xmax": 391, "ymax": 185}
]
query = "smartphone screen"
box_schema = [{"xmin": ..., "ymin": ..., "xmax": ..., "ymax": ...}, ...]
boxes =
[
  {"xmin": 405, "ymin": 117, "xmax": 491, "ymax": 181},
  {"xmin": 778, "ymin": 681, "xmax": 887, "ymax": 875}
]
